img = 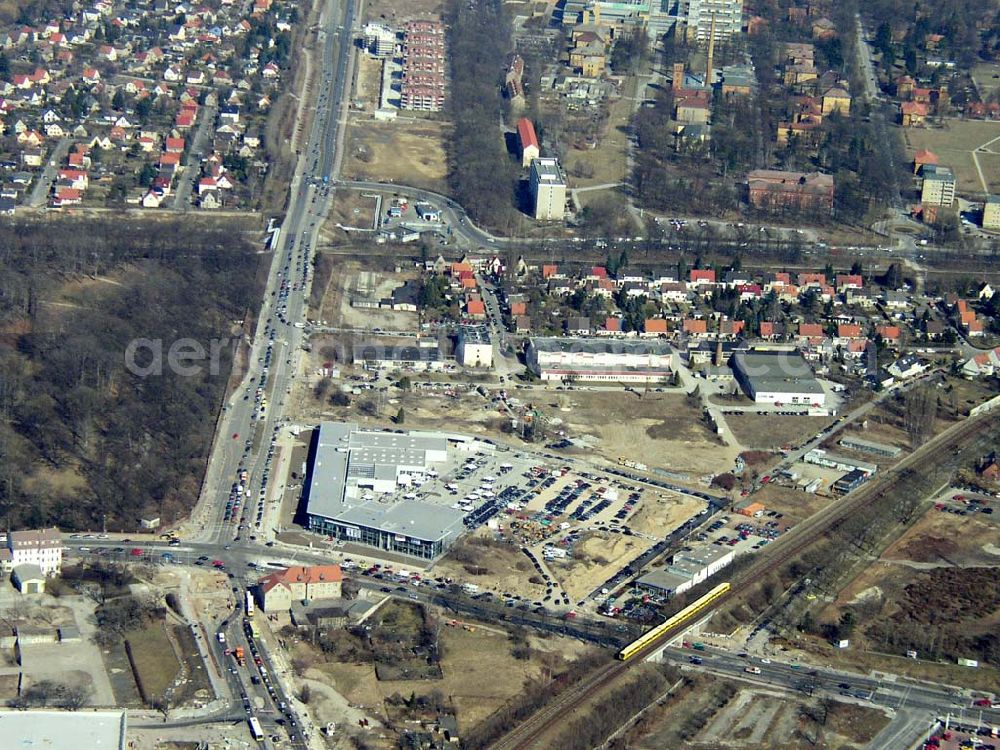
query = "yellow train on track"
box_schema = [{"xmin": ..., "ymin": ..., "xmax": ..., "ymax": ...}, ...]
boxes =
[{"xmin": 617, "ymin": 582, "xmax": 731, "ymax": 661}]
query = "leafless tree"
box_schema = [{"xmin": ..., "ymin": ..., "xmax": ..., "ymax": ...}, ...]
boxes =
[
  {"xmin": 903, "ymin": 384, "xmax": 937, "ymax": 447},
  {"xmin": 58, "ymin": 684, "xmax": 92, "ymax": 710}
]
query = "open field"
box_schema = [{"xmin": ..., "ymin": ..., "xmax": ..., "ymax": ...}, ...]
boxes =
[
  {"xmin": 787, "ymin": 627, "xmax": 1000, "ymax": 694},
  {"xmin": 296, "ymin": 382, "xmax": 502, "ymax": 445},
  {"xmin": 0, "ymin": 673, "xmax": 18, "ymax": 702},
  {"xmin": 971, "ymin": 62, "xmax": 1000, "ymax": 102},
  {"xmin": 342, "ymin": 119, "xmax": 449, "ymax": 194},
  {"xmin": 552, "ymin": 531, "xmax": 648, "ymax": 602},
  {"xmin": 627, "ymin": 491, "xmax": 705, "ymax": 537},
  {"xmin": 552, "ymin": 390, "xmax": 738, "ymax": 475},
  {"xmin": 322, "ymin": 189, "xmax": 379, "ymax": 235},
  {"xmin": 627, "ymin": 676, "xmax": 888, "ymax": 750},
  {"xmin": 726, "ymin": 414, "xmax": 830, "ymax": 451},
  {"xmin": 750, "ymin": 484, "xmax": 833, "ymax": 522},
  {"xmin": 126, "ymin": 622, "xmax": 182, "ymax": 701},
  {"xmin": 903, "ymin": 119, "xmax": 1000, "ymax": 195},
  {"xmin": 362, "ymin": 0, "xmax": 442, "ymax": 24},
  {"xmin": 353, "ymin": 54, "xmax": 382, "ymax": 111},
  {"xmin": 297, "ymin": 609, "xmax": 592, "ymax": 733},
  {"xmin": 881, "ymin": 504, "xmax": 1000, "ymax": 566},
  {"xmin": 433, "ymin": 532, "xmax": 548, "ymax": 601},
  {"xmin": 797, "ymin": 504, "xmax": 1000, "ymax": 688},
  {"xmin": 691, "ymin": 688, "xmax": 888, "ymax": 750}
]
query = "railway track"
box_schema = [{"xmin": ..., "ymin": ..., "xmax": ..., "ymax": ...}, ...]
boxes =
[{"xmin": 487, "ymin": 411, "xmax": 996, "ymax": 750}]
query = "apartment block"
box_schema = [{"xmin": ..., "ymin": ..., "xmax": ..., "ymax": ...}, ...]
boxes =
[
  {"xmin": 920, "ymin": 164, "xmax": 955, "ymax": 207},
  {"xmin": 678, "ymin": 0, "xmax": 744, "ymax": 43},
  {"xmin": 400, "ymin": 19, "xmax": 447, "ymax": 112},
  {"xmin": 529, "ymin": 157, "xmax": 567, "ymax": 221},
  {"xmin": 982, "ymin": 195, "xmax": 1000, "ymax": 230}
]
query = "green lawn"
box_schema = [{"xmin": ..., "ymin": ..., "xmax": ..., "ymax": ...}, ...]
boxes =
[{"xmin": 126, "ymin": 622, "xmax": 181, "ymax": 701}]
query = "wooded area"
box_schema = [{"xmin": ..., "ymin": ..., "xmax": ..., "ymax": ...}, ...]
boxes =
[
  {"xmin": 634, "ymin": 0, "xmax": 907, "ymax": 223},
  {"xmin": 863, "ymin": 0, "xmax": 995, "ymax": 70},
  {"xmin": 0, "ymin": 217, "xmax": 260, "ymax": 530},
  {"xmin": 445, "ymin": 0, "xmax": 520, "ymax": 231}
]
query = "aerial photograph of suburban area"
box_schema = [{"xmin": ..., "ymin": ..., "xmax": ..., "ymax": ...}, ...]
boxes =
[{"xmin": 1, "ymin": 0, "xmax": 1000, "ymax": 745}]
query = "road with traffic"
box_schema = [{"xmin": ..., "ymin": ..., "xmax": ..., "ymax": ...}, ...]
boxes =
[{"xmin": 164, "ymin": 0, "xmax": 358, "ymax": 743}]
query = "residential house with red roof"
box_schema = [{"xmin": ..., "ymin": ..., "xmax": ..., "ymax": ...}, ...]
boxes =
[
  {"xmin": 876, "ymin": 325, "xmax": 901, "ymax": 347},
  {"xmin": 258, "ymin": 565, "xmax": 343, "ymax": 612},
  {"xmin": 643, "ymin": 318, "xmax": 668, "ymax": 337},
  {"xmin": 688, "ymin": 269, "xmax": 716, "ymax": 291},
  {"xmin": 835, "ymin": 274, "xmax": 863, "ymax": 290},
  {"xmin": 797, "ymin": 322, "xmax": 824, "ymax": 341},
  {"xmin": 517, "ymin": 117, "xmax": 540, "ymax": 167},
  {"xmin": 683, "ymin": 318, "xmax": 708, "ymax": 336},
  {"xmin": 600, "ymin": 317, "xmax": 622, "ymax": 335}
]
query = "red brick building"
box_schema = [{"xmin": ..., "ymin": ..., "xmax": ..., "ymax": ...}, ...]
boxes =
[{"xmin": 746, "ymin": 170, "xmax": 834, "ymax": 214}]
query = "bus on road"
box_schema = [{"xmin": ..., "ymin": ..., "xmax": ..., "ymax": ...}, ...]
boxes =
[
  {"xmin": 248, "ymin": 716, "xmax": 264, "ymax": 741},
  {"xmin": 245, "ymin": 590, "xmax": 255, "ymax": 617}
]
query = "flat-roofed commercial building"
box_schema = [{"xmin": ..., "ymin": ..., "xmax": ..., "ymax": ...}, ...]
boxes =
[
  {"xmin": 527, "ymin": 336, "xmax": 674, "ymax": 383},
  {"xmin": 636, "ymin": 546, "xmax": 735, "ymax": 598},
  {"xmin": 731, "ymin": 350, "xmax": 825, "ymax": 405},
  {"xmin": 804, "ymin": 448, "xmax": 877, "ymax": 475},
  {"xmin": 838, "ymin": 436, "xmax": 901, "ymax": 458},
  {"xmin": 0, "ymin": 709, "xmax": 127, "ymax": 749},
  {"xmin": 353, "ymin": 343, "xmax": 445, "ymax": 371},
  {"xmin": 529, "ymin": 158, "xmax": 567, "ymax": 220},
  {"xmin": 305, "ymin": 422, "xmax": 463, "ymax": 559},
  {"xmin": 833, "ymin": 468, "xmax": 868, "ymax": 494}
]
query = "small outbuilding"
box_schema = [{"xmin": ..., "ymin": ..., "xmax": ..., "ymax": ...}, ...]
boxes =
[{"xmin": 12, "ymin": 563, "xmax": 46, "ymax": 594}]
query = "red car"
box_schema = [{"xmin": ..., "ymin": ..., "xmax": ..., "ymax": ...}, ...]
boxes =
[
  {"xmin": 973, "ymin": 698, "xmax": 992, "ymax": 707},
  {"xmin": 212, "ymin": 559, "xmax": 225, "ymax": 568},
  {"xmin": 130, "ymin": 548, "xmax": 143, "ymax": 556}
]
